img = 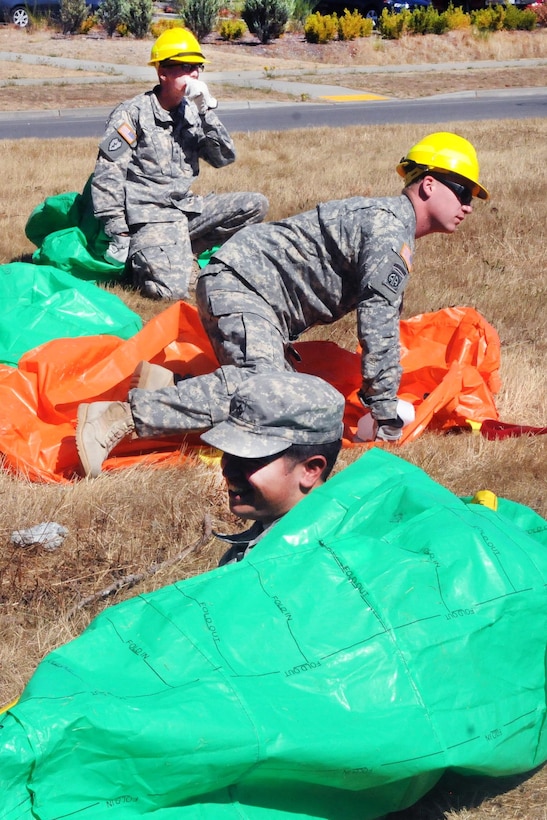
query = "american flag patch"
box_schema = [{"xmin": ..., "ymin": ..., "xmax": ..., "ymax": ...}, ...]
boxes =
[
  {"xmin": 117, "ymin": 121, "xmax": 137, "ymax": 146},
  {"xmin": 399, "ymin": 242, "xmax": 413, "ymax": 271}
]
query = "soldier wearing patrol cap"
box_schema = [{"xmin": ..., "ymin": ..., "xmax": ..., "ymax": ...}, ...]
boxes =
[
  {"xmin": 199, "ymin": 372, "xmax": 345, "ymax": 565},
  {"xmin": 76, "ymin": 132, "xmax": 489, "ymax": 478},
  {"xmin": 91, "ymin": 27, "xmax": 268, "ymax": 301}
]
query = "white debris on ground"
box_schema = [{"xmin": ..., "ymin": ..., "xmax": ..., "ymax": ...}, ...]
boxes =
[{"xmin": 11, "ymin": 522, "xmax": 68, "ymax": 551}]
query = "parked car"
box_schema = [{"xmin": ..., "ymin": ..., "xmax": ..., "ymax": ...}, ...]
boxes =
[
  {"xmin": 0, "ymin": 0, "xmax": 56, "ymax": 26},
  {"xmin": 314, "ymin": 0, "xmax": 432, "ymax": 24},
  {"xmin": 0, "ymin": 0, "xmax": 98, "ymax": 26}
]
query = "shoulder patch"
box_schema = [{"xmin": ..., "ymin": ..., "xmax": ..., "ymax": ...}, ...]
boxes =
[
  {"xmin": 384, "ymin": 266, "xmax": 406, "ymax": 294},
  {"xmin": 99, "ymin": 121, "xmax": 137, "ymax": 160},
  {"xmin": 367, "ymin": 248, "xmax": 411, "ymax": 305},
  {"xmin": 117, "ymin": 121, "xmax": 137, "ymax": 146}
]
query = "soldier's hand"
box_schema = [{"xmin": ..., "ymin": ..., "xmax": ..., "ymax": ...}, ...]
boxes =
[
  {"xmin": 184, "ymin": 78, "xmax": 218, "ymax": 114},
  {"xmin": 104, "ymin": 234, "xmax": 130, "ymax": 265}
]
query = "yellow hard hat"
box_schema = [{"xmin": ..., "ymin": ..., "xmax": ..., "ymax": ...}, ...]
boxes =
[
  {"xmin": 148, "ymin": 27, "xmax": 209, "ymax": 66},
  {"xmin": 396, "ymin": 132, "xmax": 489, "ymax": 201}
]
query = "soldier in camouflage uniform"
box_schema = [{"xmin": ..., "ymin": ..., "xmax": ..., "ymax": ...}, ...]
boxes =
[
  {"xmin": 199, "ymin": 372, "xmax": 345, "ymax": 565},
  {"xmin": 91, "ymin": 28, "xmax": 268, "ymax": 300},
  {"xmin": 76, "ymin": 132, "xmax": 489, "ymax": 478}
]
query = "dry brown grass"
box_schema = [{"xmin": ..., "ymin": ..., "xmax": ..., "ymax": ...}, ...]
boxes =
[
  {"xmin": 0, "ymin": 26, "xmax": 545, "ymax": 67},
  {"xmin": 0, "ymin": 81, "xmax": 546, "ymax": 820}
]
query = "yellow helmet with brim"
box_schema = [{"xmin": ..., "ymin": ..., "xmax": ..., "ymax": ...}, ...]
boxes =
[
  {"xmin": 148, "ymin": 28, "xmax": 209, "ymax": 66},
  {"xmin": 397, "ymin": 131, "xmax": 489, "ymax": 201}
]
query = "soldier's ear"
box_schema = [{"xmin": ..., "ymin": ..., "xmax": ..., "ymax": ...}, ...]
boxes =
[
  {"xmin": 298, "ymin": 455, "xmax": 327, "ymax": 491},
  {"xmin": 420, "ymin": 174, "xmax": 436, "ymax": 200}
]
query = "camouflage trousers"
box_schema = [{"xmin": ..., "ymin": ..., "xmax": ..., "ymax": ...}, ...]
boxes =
[
  {"xmin": 129, "ymin": 264, "xmax": 294, "ymax": 438},
  {"xmin": 129, "ymin": 192, "xmax": 268, "ymax": 301}
]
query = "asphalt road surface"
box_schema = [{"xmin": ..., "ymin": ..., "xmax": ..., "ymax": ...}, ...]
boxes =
[{"xmin": 1, "ymin": 89, "xmax": 545, "ymax": 139}]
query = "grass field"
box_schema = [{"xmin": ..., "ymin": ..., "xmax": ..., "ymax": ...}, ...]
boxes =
[{"xmin": 0, "ymin": 25, "xmax": 546, "ymax": 819}]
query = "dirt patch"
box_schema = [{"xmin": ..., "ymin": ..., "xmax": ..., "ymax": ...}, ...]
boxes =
[
  {"xmin": 283, "ymin": 66, "xmax": 547, "ymax": 98},
  {"xmin": 0, "ymin": 62, "xmax": 113, "ymax": 80},
  {"xmin": 0, "ymin": 79, "xmax": 300, "ymax": 111}
]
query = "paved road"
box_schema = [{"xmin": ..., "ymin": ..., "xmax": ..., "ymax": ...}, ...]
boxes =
[{"xmin": 0, "ymin": 51, "xmax": 545, "ymax": 138}]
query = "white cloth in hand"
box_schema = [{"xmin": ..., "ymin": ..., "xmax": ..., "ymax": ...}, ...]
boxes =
[
  {"xmin": 104, "ymin": 234, "xmax": 130, "ymax": 265},
  {"xmin": 356, "ymin": 399, "xmax": 414, "ymax": 443},
  {"xmin": 184, "ymin": 78, "xmax": 218, "ymax": 114}
]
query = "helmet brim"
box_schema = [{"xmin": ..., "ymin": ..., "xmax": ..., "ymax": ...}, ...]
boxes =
[{"xmin": 149, "ymin": 56, "xmax": 210, "ymax": 66}]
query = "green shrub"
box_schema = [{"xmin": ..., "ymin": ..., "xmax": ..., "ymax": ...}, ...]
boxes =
[
  {"xmin": 471, "ymin": 4, "xmax": 504, "ymax": 30},
  {"xmin": 60, "ymin": 0, "xmax": 89, "ymax": 33},
  {"xmin": 408, "ymin": 5, "xmax": 449, "ymax": 33},
  {"xmin": 443, "ymin": 3, "xmax": 471, "ymax": 30},
  {"xmin": 242, "ymin": 0, "xmax": 291, "ymax": 42},
  {"xmin": 96, "ymin": 0, "xmax": 130, "ymax": 36},
  {"xmin": 218, "ymin": 16, "xmax": 247, "ymax": 37},
  {"xmin": 377, "ymin": 7, "xmax": 411, "ymax": 38},
  {"xmin": 290, "ymin": 0, "xmax": 317, "ymax": 26},
  {"xmin": 303, "ymin": 10, "xmax": 338, "ymax": 41},
  {"xmin": 503, "ymin": 3, "xmax": 537, "ymax": 29},
  {"xmin": 501, "ymin": 1, "xmax": 520, "ymax": 27},
  {"xmin": 338, "ymin": 8, "xmax": 373, "ymax": 38},
  {"xmin": 177, "ymin": 0, "xmax": 222, "ymax": 39},
  {"xmin": 473, "ymin": 2, "xmax": 536, "ymax": 32},
  {"xmin": 126, "ymin": 0, "xmax": 153, "ymax": 37}
]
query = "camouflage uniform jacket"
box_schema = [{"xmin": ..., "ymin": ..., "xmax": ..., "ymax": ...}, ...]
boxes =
[
  {"xmin": 212, "ymin": 195, "xmax": 417, "ymax": 421},
  {"xmin": 216, "ymin": 520, "xmax": 274, "ymax": 566},
  {"xmin": 91, "ymin": 88, "xmax": 236, "ymax": 238}
]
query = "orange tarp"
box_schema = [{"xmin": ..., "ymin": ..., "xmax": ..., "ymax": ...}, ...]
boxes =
[{"xmin": 0, "ymin": 302, "xmax": 500, "ymax": 483}]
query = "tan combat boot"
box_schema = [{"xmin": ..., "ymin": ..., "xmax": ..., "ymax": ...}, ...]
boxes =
[{"xmin": 76, "ymin": 401, "xmax": 135, "ymax": 478}]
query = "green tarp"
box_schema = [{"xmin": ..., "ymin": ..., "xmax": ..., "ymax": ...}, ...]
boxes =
[
  {"xmin": 26, "ymin": 177, "xmax": 126, "ymax": 283},
  {"xmin": 25, "ymin": 179, "xmax": 218, "ymax": 281},
  {"xmin": 0, "ymin": 262, "xmax": 141, "ymax": 367},
  {"xmin": 2, "ymin": 450, "xmax": 547, "ymax": 818}
]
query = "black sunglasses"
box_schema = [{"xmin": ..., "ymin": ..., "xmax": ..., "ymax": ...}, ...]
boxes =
[
  {"xmin": 433, "ymin": 175, "xmax": 473, "ymax": 207},
  {"xmin": 159, "ymin": 61, "xmax": 203, "ymax": 72}
]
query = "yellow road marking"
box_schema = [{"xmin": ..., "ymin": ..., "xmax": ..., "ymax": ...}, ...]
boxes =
[{"xmin": 319, "ymin": 93, "xmax": 388, "ymax": 102}]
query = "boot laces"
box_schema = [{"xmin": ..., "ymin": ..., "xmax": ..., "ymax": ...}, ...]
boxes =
[
  {"xmin": 101, "ymin": 405, "xmax": 134, "ymax": 452},
  {"xmin": 104, "ymin": 420, "xmax": 133, "ymax": 451}
]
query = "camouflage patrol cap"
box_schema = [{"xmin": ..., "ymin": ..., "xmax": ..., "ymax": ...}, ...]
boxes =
[{"xmin": 200, "ymin": 373, "xmax": 345, "ymax": 458}]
